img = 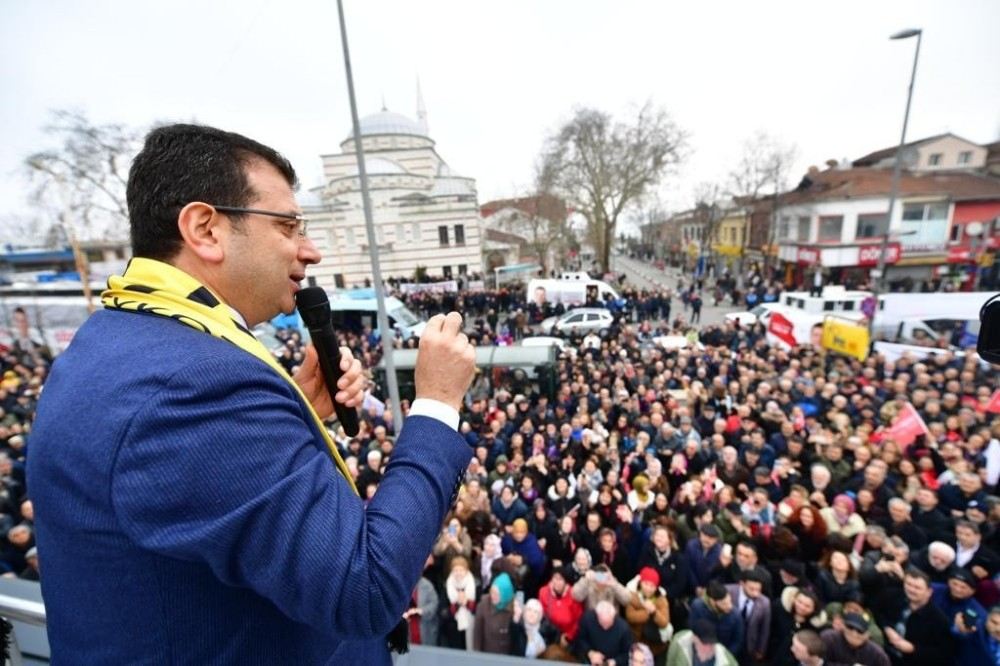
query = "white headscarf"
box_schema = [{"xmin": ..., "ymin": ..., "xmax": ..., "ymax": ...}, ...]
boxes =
[{"xmin": 481, "ymin": 534, "xmax": 503, "ymax": 586}]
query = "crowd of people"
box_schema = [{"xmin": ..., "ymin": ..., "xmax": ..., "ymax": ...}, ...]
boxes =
[
  {"xmin": 6, "ymin": 267, "xmax": 1000, "ymax": 664},
  {"xmin": 322, "ymin": 275, "xmax": 1000, "ymax": 665}
]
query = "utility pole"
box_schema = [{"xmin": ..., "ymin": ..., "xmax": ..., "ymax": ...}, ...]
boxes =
[
  {"xmin": 336, "ymin": 0, "xmax": 403, "ymax": 429},
  {"xmin": 870, "ymin": 29, "xmax": 922, "ymax": 330}
]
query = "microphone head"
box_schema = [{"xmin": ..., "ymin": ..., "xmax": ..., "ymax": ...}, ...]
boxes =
[{"xmin": 295, "ymin": 286, "xmax": 331, "ymax": 328}]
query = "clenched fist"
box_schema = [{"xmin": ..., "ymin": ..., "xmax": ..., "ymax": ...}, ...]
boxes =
[{"xmin": 415, "ymin": 312, "xmax": 476, "ymax": 412}]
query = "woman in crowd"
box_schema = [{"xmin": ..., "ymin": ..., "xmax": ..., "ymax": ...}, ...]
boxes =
[
  {"xmin": 442, "ymin": 555, "xmax": 478, "ymax": 650},
  {"xmin": 473, "ymin": 572, "xmax": 516, "ymax": 654},
  {"xmin": 820, "ymin": 494, "xmax": 866, "ymax": 539}
]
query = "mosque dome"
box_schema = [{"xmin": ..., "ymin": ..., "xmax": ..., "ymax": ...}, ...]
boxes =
[{"xmin": 349, "ymin": 110, "xmax": 428, "ymax": 139}]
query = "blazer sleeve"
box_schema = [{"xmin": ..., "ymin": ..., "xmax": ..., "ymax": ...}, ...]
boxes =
[{"xmin": 110, "ymin": 353, "xmax": 471, "ymax": 640}]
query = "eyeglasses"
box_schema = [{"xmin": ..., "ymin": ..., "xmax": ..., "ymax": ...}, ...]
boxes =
[{"xmin": 211, "ymin": 205, "xmax": 309, "ymax": 238}]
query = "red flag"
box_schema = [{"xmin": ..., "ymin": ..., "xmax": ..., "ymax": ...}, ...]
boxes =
[
  {"xmin": 886, "ymin": 403, "xmax": 930, "ymax": 449},
  {"xmin": 987, "ymin": 390, "xmax": 1000, "ymax": 414}
]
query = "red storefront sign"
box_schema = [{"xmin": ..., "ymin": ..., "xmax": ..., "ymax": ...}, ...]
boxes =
[
  {"xmin": 857, "ymin": 243, "xmax": 901, "ymax": 267},
  {"xmin": 947, "ymin": 246, "xmax": 972, "ymax": 263}
]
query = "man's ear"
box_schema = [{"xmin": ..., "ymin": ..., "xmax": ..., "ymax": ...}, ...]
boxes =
[{"xmin": 177, "ymin": 202, "xmax": 225, "ymax": 263}]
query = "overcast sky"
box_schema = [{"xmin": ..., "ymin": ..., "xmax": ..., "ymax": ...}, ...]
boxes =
[{"xmin": 2, "ymin": 0, "xmax": 999, "ymax": 240}]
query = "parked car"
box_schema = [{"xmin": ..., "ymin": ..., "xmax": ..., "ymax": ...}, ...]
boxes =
[
  {"xmin": 724, "ymin": 304, "xmax": 777, "ymax": 327},
  {"xmin": 540, "ymin": 308, "xmax": 614, "ymax": 337}
]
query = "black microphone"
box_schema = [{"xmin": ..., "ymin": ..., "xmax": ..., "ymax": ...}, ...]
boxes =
[{"xmin": 295, "ymin": 286, "xmax": 360, "ymax": 437}]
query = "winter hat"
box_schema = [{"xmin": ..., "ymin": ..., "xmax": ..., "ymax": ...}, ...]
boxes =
[{"xmin": 638, "ymin": 566, "xmax": 660, "ymax": 587}]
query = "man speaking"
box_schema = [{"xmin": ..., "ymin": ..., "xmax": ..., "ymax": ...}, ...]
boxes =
[{"xmin": 27, "ymin": 124, "xmax": 476, "ymax": 664}]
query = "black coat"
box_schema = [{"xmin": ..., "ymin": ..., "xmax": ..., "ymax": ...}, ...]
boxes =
[
  {"xmin": 896, "ymin": 601, "xmax": 955, "ymax": 666},
  {"xmin": 635, "ymin": 541, "xmax": 689, "ymax": 601},
  {"xmin": 911, "ymin": 507, "xmax": 953, "ymax": 544},
  {"xmin": 575, "ymin": 610, "xmax": 633, "ymax": 664}
]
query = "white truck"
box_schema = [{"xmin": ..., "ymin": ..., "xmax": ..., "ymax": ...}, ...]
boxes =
[{"xmin": 526, "ymin": 277, "xmax": 622, "ymax": 307}]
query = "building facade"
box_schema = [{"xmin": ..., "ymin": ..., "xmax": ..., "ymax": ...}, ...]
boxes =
[
  {"xmin": 774, "ymin": 166, "xmax": 1000, "ymax": 288},
  {"xmin": 302, "ymin": 108, "xmax": 483, "ymax": 289}
]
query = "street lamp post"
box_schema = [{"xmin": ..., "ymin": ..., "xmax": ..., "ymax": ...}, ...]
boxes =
[
  {"xmin": 871, "ymin": 29, "xmax": 922, "ymax": 317},
  {"xmin": 336, "ymin": 0, "xmax": 403, "ymax": 429}
]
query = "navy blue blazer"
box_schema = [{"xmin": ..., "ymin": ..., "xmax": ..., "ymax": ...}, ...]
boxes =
[{"xmin": 28, "ymin": 310, "xmax": 471, "ymax": 664}]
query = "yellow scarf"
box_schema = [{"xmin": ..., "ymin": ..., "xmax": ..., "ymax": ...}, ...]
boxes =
[{"xmin": 102, "ymin": 257, "xmax": 358, "ymax": 495}]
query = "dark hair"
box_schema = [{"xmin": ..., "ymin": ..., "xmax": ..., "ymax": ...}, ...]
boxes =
[
  {"xmin": 956, "ymin": 519, "xmax": 980, "ymax": 534},
  {"xmin": 127, "ymin": 123, "xmax": 297, "ymax": 260},
  {"xmin": 707, "ymin": 580, "xmax": 727, "ymax": 600},
  {"xmin": 904, "ymin": 566, "xmax": 931, "ymax": 586}
]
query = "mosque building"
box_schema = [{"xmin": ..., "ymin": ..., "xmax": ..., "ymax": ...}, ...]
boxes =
[{"xmin": 302, "ymin": 91, "xmax": 483, "ymax": 289}]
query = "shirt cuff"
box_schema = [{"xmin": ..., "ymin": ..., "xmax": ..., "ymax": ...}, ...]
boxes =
[{"xmin": 409, "ymin": 398, "xmax": 460, "ymax": 431}]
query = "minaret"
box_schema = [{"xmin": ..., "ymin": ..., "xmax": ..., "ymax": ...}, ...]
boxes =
[{"xmin": 416, "ymin": 77, "xmax": 429, "ymax": 134}]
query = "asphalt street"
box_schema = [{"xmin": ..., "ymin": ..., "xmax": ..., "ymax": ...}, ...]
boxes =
[{"xmin": 610, "ymin": 253, "xmax": 742, "ymax": 327}]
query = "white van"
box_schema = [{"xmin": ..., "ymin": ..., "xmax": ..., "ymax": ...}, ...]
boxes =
[
  {"xmin": 329, "ymin": 289, "xmax": 426, "ymax": 340},
  {"xmin": 526, "ymin": 278, "xmax": 622, "ymax": 307}
]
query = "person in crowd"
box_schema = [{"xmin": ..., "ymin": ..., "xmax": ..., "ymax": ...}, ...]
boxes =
[
  {"xmin": 714, "ymin": 539, "xmax": 774, "ymax": 596},
  {"xmin": 473, "ymin": 572, "xmax": 516, "ymax": 654},
  {"xmin": 666, "ymin": 619, "xmax": 738, "ymax": 666},
  {"xmin": 725, "ymin": 567, "xmax": 771, "ymax": 663},
  {"xmin": 910, "ymin": 540, "xmax": 956, "ymax": 584},
  {"xmin": 882, "ymin": 567, "xmax": 954, "ymax": 666},
  {"xmin": 820, "ymin": 611, "xmax": 892, "ymax": 666},
  {"xmin": 538, "ymin": 565, "xmax": 584, "ymax": 643},
  {"xmin": 952, "ymin": 604, "xmax": 1000, "ymax": 666},
  {"xmin": 405, "ymin": 555, "xmax": 439, "ymax": 647},
  {"xmin": 883, "ymin": 497, "xmax": 929, "ymax": 551},
  {"xmin": 576, "ymin": 600, "xmax": 634, "ymax": 665},
  {"xmin": 502, "ymin": 518, "xmax": 546, "ymax": 595},
  {"xmin": 510, "ymin": 598, "xmax": 560, "ymax": 659},
  {"xmin": 770, "ymin": 587, "xmax": 825, "ymax": 666},
  {"xmin": 685, "ymin": 524, "xmax": 723, "ymax": 595},
  {"xmin": 433, "ymin": 516, "xmax": 473, "ymax": 570},
  {"xmin": 442, "ymin": 555, "xmax": 478, "ymax": 650},
  {"xmin": 954, "ymin": 520, "xmax": 1000, "ymax": 588},
  {"xmin": 688, "ymin": 580, "xmax": 744, "ymax": 657},
  {"xmin": 624, "ymin": 566, "xmax": 671, "ymax": 661},
  {"xmin": 860, "ymin": 535, "xmax": 911, "ymax": 626},
  {"xmin": 573, "ymin": 563, "xmax": 632, "ymax": 613},
  {"xmin": 478, "ymin": 533, "xmax": 505, "ymax": 593},
  {"xmin": 816, "ymin": 550, "xmax": 860, "ymax": 604},
  {"xmin": 628, "ymin": 642, "xmax": 655, "ymax": 666},
  {"xmin": 930, "ymin": 566, "xmax": 987, "ymax": 666},
  {"xmin": 789, "ymin": 629, "xmax": 825, "ymax": 666},
  {"xmin": 821, "ymin": 494, "xmax": 866, "ymax": 539}
]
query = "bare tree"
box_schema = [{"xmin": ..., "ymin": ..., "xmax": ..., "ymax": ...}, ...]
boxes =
[
  {"xmin": 692, "ymin": 182, "xmax": 727, "ymax": 253},
  {"xmin": 727, "ymin": 131, "xmax": 797, "ymax": 272},
  {"xmin": 539, "ymin": 103, "xmax": 686, "ymax": 273},
  {"xmin": 25, "ymin": 109, "xmax": 143, "ymax": 243}
]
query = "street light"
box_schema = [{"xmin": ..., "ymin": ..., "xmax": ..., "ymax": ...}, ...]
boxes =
[{"xmin": 870, "ymin": 28, "xmax": 922, "ymax": 320}]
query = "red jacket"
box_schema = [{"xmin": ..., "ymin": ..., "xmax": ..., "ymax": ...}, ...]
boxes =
[{"xmin": 538, "ymin": 582, "xmax": 584, "ymax": 641}]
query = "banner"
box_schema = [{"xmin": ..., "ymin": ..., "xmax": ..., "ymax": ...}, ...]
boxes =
[
  {"xmin": 886, "ymin": 403, "xmax": 930, "ymax": 449},
  {"xmin": 767, "ymin": 312, "xmax": 797, "ymax": 347},
  {"xmin": 399, "ymin": 280, "xmax": 458, "ymax": 295},
  {"xmin": 821, "ymin": 316, "xmax": 871, "ymax": 361}
]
